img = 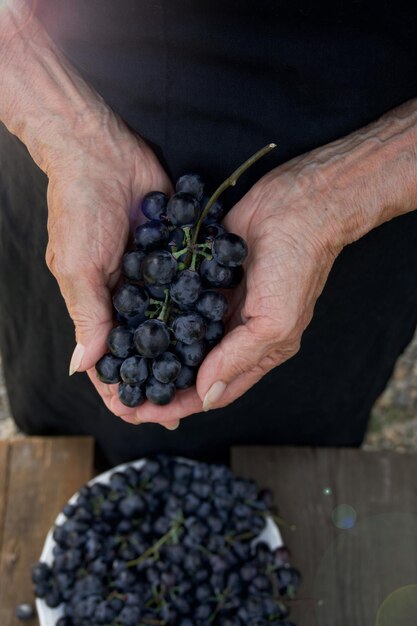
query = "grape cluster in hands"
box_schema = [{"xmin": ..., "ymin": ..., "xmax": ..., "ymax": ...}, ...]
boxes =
[
  {"xmin": 32, "ymin": 455, "xmax": 300, "ymax": 626},
  {"xmin": 95, "ymin": 173, "xmax": 248, "ymax": 408}
]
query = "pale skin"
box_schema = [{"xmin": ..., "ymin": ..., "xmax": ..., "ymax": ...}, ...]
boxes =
[{"xmin": 1, "ymin": 1, "xmax": 417, "ymax": 430}]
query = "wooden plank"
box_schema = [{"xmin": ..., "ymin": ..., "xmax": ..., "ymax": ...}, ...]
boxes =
[
  {"xmin": 232, "ymin": 446, "xmax": 417, "ymax": 626},
  {"xmin": 0, "ymin": 437, "xmax": 94, "ymax": 626},
  {"xmin": 0, "ymin": 441, "xmax": 11, "ymax": 574}
]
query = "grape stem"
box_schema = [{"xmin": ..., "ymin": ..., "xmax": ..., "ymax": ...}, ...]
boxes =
[
  {"xmin": 126, "ymin": 513, "xmax": 184, "ymax": 567},
  {"xmin": 157, "ymin": 289, "xmax": 171, "ymax": 323},
  {"xmin": 188, "ymin": 142, "xmax": 277, "ymax": 256}
]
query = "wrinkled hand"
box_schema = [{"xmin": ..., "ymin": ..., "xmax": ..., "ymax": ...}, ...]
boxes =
[
  {"xmin": 116, "ymin": 153, "xmax": 344, "ymax": 426},
  {"xmin": 44, "ymin": 109, "xmax": 182, "ymax": 426}
]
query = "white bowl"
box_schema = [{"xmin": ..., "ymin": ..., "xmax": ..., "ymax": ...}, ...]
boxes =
[{"xmin": 36, "ymin": 457, "xmax": 283, "ymax": 626}]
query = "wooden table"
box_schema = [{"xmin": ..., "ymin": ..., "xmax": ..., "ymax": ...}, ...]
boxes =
[{"xmin": 1, "ymin": 438, "xmax": 417, "ymax": 626}]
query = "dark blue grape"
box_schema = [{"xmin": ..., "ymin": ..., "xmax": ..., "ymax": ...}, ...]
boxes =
[
  {"xmin": 95, "ymin": 354, "xmax": 124, "ymax": 384},
  {"xmin": 141, "ymin": 191, "xmax": 168, "ymax": 220},
  {"xmin": 174, "ymin": 365, "xmax": 196, "ymax": 390},
  {"xmin": 118, "ymin": 605, "xmax": 142, "ymax": 626},
  {"xmin": 142, "ymin": 250, "xmax": 177, "ymax": 285},
  {"xmin": 112, "ymin": 284, "xmax": 149, "ymax": 318},
  {"xmin": 96, "ymin": 601, "xmax": 116, "ymax": 625},
  {"xmin": 275, "ymin": 566, "xmax": 302, "ymax": 596},
  {"xmin": 175, "ymin": 340, "xmax": 207, "ymax": 367},
  {"xmin": 120, "ymin": 356, "xmax": 148, "ymax": 385},
  {"xmin": 145, "ymin": 377, "xmax": 176, "ymax": 405},
  {"xmin": 212, "ymin": 232, "xmax": 248, "ymax": 267},
  {"xmin": 15, "ymin": 603, "xmax": 34, "ymax": 620},
  {"xmin": 199, "ymin": 257, "xmax": 234, "ymax": 288},
  {"xmin": 31, "ymin": 562, "xmax": 51, "ymax": 584},
  {"xmin": 107, "ymin": 326, "xmax": 134, "ymax": 358},
  {"xmin": 122, "ymin": 251, "xmax": 145, "ymax": 281},
  {"xmin": 172, "ymin": 313, "xmax": 206, "ymax": 344},
  {"xmin": 170, "ymin": 270, "xmax": 201, "ymax": 307},
  {"xmin": 152, "ymin": 352, "xmax": 181, "ymax": 383},
  {"xmin": 175, "ymin": 173, "xmax": 204, "ymax": 201},
  {"xmin": 195, "ymin": 290, "xmax": 228, "ymax": 321},
  {"xmin": 134, "ymin": 220, "xmax": 170, "ymax": 251},
  {"xmin": 205, "ymin": 320, "xmax": 224, "ymax": 345},
  {"xmin": 166, "ymin": 192, "xmax": 200, "ymax": 226},
  {"xmin": 134, "ymin": 320, "xmax": 170, "ymax": 358}
]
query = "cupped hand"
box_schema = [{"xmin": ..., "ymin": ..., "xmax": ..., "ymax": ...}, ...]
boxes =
[
  {"xmin": 44, "ymin": 108, "xmax": 181, "ymax": 425},
  {"xmin": 120, "ymin": 152, "xmax": 345, "ymax": 426}
]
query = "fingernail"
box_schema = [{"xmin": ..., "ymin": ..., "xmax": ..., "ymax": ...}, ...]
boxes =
[
  {"xmin": 203, "ymin": 380, "xmax": 227, "ymax": 412},
  {"xmin": 134, "ymin": 411, "xmax": 142, "ymax": 425},
  {"xmin": 69, "ymin": 343, "xmax": 85, "ymax": 376},
  {"xmin": 164, "ymin": 420, "xmax": 180, "ymax": 431}
]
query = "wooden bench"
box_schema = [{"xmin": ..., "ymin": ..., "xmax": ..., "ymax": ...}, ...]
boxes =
[{"xmin": 1, "ymin": 438, "xmax": 417, "ymax": 625}]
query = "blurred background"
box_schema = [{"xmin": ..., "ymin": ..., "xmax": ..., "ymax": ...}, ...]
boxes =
[{"xmin": 2, "ymin": 328, "xmax": 417, "ymax": 450}]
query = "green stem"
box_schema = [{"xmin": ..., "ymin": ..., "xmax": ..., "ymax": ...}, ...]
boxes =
[
  {"xmin": 190, "ymin": 142, "xmax": 277, "ymax": 251},
  {"xmin": 172, "ymin": 247, "xmax": 189, "ymax": 260},
  {"xmin": 157, "ymin": 289, "xmax": 171, "ymax": 323},
  {"xmin": 190, "ymin": 252, "xmax": 198, "ymax": 272},
  {"xmin": 225, "ymin": 530, "xmax": 256, "ymax": 544}
]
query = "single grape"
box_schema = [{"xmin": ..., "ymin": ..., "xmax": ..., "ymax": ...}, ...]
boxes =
[
  {"xmin": 195, "ymin": 290, "xmax": 228, "ymax": 321},
  {"xmin": 107, "ymin": 326, "xmax": 135, "ymax": 358},
  {"xmin": 134, "ymin": 220, "xmax": 170, "ymax": 251},
  {"xmin": 166, "ymin": 192, "xmax": 200, "ymax": 226},
  {"xmin": 170, "ymin": 270, "xmax": 201, "ymax": 307},
  {"xmin": 199, "ymin": 257, "xmax": 234, "ymax": 288},
  {"xmin": 142, "ymin": 250, "xmax": 177, "ymax": 285},
  {"xmin": 95, "ymin": 354, "xmax": 124, "ymax": 384},
  {"xmin": 141, "ymin": 191, "xmax": 168, "ymax": 220},
  {"xmin": 152, "ymin": 352, "xmax": 182, "ymax": 383},
  {"xmin": 15, "ymin": 603, "xmax": 35, "ymax": 620},
  {"xmin": 120, "ymin": 356, "xmax": 148, "ymax": 384},
  {"xmin": 112, "ymin": 284, "xmax": 149, "ymax": 318},
  {"xmin": 175, "ymin": 340, "xmax": 207, "ymax": 367},
  {"xmin": 134, "ymin": 320, "xmax": 170, "ymax": 358},
  {"xmin": 146, "ymin": 376, "xmax": 176, "ymax": 405},
  {"xmin": 205, "ymin": 320, "xmax": 224, "ymax": 345},
  {"xmin": 31, "ymin": 562, "xmax": 51, "ymax": 583},
  {"xmin": 175, "ymin": 365, "xmax": 196, "ymax": 389},
  {"xmin": 118, "ymin": 383, "xmax": 145, "ymax": 408},
  {"xmin": 172, "ymin": 313, "xmax": 206, "ymax": 344},
  {"xmin": 212, "ymin": 232, "xmax": 248, "ymax": 267},
  {"xmin": 175, "ymin": 173, "xmax": 204, "ymax": 201},
  {"xmin": 122, "ymin": 250, "xmax": 146, "ymax": 281}
]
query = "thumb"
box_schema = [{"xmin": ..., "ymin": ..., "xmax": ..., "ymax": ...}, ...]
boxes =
[
  {"xmin": 196, "ymin": 320, "xmax": 270, "ymax": 411},
  {"xmin": 66, "ymin": 274, "xmax": 114, "ymax": 375}
]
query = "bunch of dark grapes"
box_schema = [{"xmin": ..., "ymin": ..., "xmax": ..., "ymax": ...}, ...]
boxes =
[
  {"xmin": 95, "ymin": 173, "xmax": 248, "ymax": 407},
  {"xmin": 32, "ymin": 456, "xmax": 300, "ymax": 626}
]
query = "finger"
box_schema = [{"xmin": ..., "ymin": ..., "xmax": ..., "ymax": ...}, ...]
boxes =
[
  {"xmin": 200, "ymin": 360, "xmax": 274, "ymax": 410},
  {"xmin": 63, "ymin": 273, "xmax": 115, "ymax": 375},
  {"xmin": 196, "ymin": 318, "xmax": 273, "ymax": 411}
]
